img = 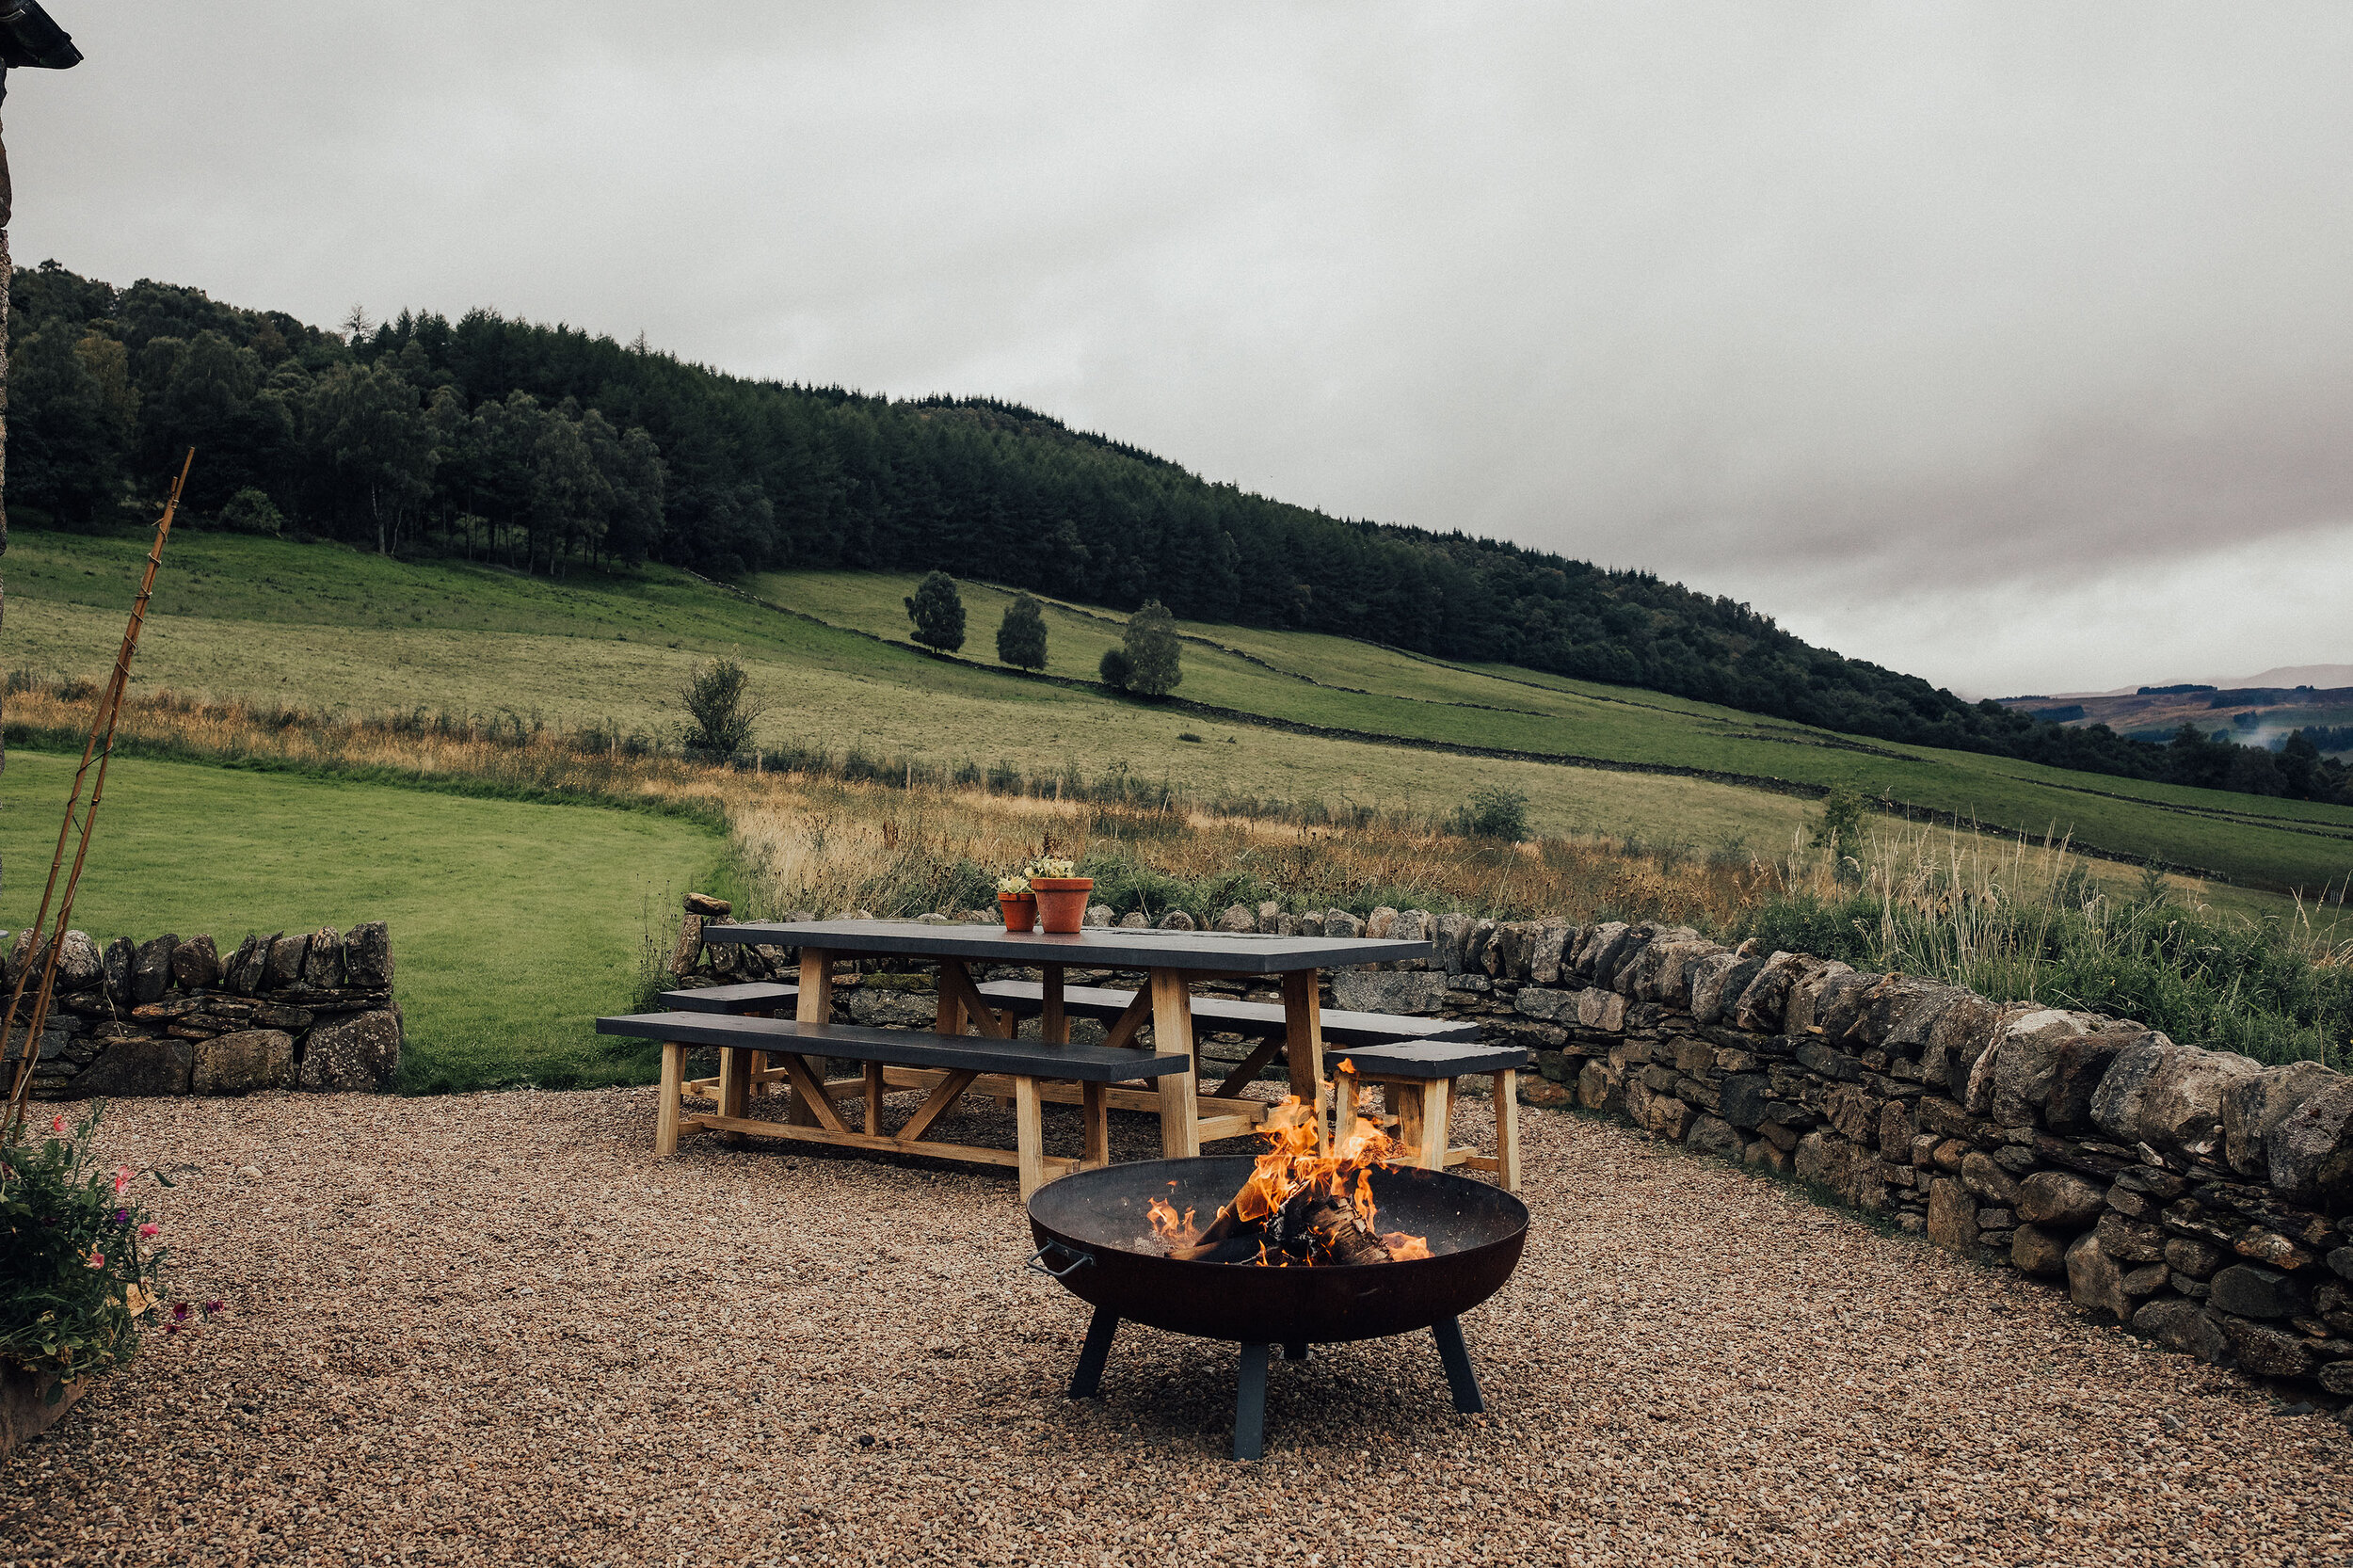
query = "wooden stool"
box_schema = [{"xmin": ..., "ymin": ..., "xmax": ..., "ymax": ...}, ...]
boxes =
[{"xmin": 1330, "ymin": 1039, "xmax": 1528, "ymax": 1192}]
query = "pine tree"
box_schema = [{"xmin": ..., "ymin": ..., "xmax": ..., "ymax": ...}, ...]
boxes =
[
  {"xmin": 1123, "ymin": 600, "xmax": 1181, "ymax": 696},
  {"xmin": 996, "ymin": 592, "xmax": 1048, "ymax": 669},
  {"xmin": 905, "ymin": 570, "xmax": 966, "ymax": 652}
]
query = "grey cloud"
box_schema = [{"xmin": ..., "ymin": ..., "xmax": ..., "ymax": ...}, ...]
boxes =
[{"xmin": 8, "ymin": 2, "xmax": 2351, "ymax": 692}]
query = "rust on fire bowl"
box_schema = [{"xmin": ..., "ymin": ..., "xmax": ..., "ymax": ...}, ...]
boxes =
[{"xmin": 1026, "ymin": 1156, "xmax": 1529, "ymax": 1346}]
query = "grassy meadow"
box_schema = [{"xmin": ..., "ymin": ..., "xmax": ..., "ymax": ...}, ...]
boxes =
[
  {"xmin": 8, "ymin": 530, "xmax": 2352, "ymax": 902},
  {"xmin": 2, "ymin": 523, "xmax": 2347, "ymax": 1091},
  {"xmin": 0, "ymin": 747, "xmax": 723, "ymax": 1094}
]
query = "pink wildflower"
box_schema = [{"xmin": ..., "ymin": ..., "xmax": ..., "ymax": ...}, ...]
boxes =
[
  {"xmin": 138, "ymin": 1223, "xmax": 160, "ymax": 1239},
  {"xmin": 171, "ymin": 1303, "xmax": 191, "ymax": 1322},
  {"xmin": 86, "ymin": 1248, "xmax": 104, "ymax": 1269},
  {"xmin": 51, "ymin": 1115, "xmax": 66, "ymax": 1135},
  {"xmin": 201, "ymin": 1300, "xmax": 224, "ymax": 1316},
  {"xmin": 112, "ymin": 1166, "xmax": 132, "ymax": 1195}
]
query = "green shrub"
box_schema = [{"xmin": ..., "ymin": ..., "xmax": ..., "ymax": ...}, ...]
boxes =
[
  {"xmin": 679, "ymin": 655, "xmax": 765, "ymax": 762},
  {"xmin": 1123, "ymin": 600, "xmax": 1182, "ymax": 696},
  {"xmin": 1, "ymin": 1104, "xmax": 184, "ymax": 1383},
  {"xmin": 1098, "ymin": 648, "xmax": 1133, "ymax": 690},
  {"xmin": 1450, "ymin": 785, "xmax": 1530, "ymax": 841}
]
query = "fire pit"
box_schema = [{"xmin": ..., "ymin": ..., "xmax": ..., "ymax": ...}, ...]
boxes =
[{"xmin": 1025, "ymin": 1107, "xmax": 1529, "ymax": 1460}]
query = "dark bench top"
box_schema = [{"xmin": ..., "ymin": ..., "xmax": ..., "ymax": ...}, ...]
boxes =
[
  {"xmin": 596, "ymin": 1012, "xmax": 1195, "ymax": 1084},
  {"xmin": 1329, "ymin": 1040, "xmax": 1529, "ymax": 1079},
  {"xmin": 974, "ymin": 980, "xmax": 1482, "ymax": 1046},
  {"xmin": 658, "ymin": 983, "xmax": 799, "ymax": 1015}
]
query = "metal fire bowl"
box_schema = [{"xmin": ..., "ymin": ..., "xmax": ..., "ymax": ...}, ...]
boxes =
[{"xmin": 1026, "ymin": 1156, "xmax": 1529, "ymax": 1346}]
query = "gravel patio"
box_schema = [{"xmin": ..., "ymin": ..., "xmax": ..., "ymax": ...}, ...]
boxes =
[{"xmin": 4, "ymin": 1086, "xmax": 2349, "ymax": 1567}]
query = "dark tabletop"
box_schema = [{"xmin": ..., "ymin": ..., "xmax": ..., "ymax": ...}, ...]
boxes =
[{"xmin": 697, "ymin": 919, "xmax": 1431, "ymax": 974}]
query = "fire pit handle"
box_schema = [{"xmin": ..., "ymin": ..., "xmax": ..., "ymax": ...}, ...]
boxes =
[{"xmin": 1024, "ymin": 1240, "xmax": 1096, "ymax": 1280}]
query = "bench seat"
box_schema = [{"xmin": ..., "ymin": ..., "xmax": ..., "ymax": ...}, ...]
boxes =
[
  {"xmin": 1327, "ymin": 1039, "xmax": 1526, "ymax": 1193},
  {"xmin": 975, "ymin": 980, "xmax": 1481, "ymax": 1047},
  {"xmin": 1332, "ymin": 1040, "xmax": 1528, "ymax": 1079},
  {"xmin": 598, "ymin": 1010, "xmax": 1203, "ymax": 1197},
  {"xmin": 657, "ymin": 982, "xmax": 798, "ymax": 1015},
  {"xmin": 599, "ymin": 1011, "xmax": 1193, "ymax": 1082}
]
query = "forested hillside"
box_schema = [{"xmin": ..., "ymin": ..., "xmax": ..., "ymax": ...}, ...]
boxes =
[{"xmin": 8, "ymin": 259, "xmax": 2345, "ymax": 807}]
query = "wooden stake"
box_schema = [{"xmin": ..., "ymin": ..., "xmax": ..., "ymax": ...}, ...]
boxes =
[{"xmin": 3, "ymin": 451, "xmax": 194, "ymax": 1128}]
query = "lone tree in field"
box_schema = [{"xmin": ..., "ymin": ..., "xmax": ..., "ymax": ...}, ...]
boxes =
[
  {"xmin": 1123, "ymin": 600, "xmax": 1181, "ymax": 696},
  {"xmin": 680, "ymin": 655, "xmax": 767, "ymax": 762},
  {"xmin": 905, "ymin": 571, "xmax": 967, "ymax": 652},
  {"xmin": 1097, "ymin": 648, "xmax": 1133, "ymax": 690},
  {"xmin": 996, "ymin": 592, "xmax": 1048, "ymax": 669}
]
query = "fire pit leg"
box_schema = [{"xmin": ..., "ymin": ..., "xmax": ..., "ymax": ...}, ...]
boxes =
[
  {"xmin": 1234, "ymin": 1343, "xmax": 1271, "ymax": 1462},
  {"xmin": 1069, "ymin": 1306, "xmax": 1119, "ymax": 1399},
  {"xmin": 1432, "ymin": 1317, "xmax": 1484, "ymax": 1414},
  {"xmin": 1282, "ymin": 1340, "xmax": 1308, "ymax": 1362}
]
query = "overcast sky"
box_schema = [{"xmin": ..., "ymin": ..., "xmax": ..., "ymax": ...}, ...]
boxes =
[{"xmin": 10, "ymin": 3, "xmax": 2350, "ymax": 696}]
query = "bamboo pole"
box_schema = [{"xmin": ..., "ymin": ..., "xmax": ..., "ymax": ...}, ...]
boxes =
[{"xmin": 2, "ymin": 451, "xmax": 193, "ymax": 1129}]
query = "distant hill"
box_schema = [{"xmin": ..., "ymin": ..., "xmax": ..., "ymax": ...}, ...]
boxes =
[{"xmin": 6, "ymin": 258, "xmax": 2344, "ymax": 807}]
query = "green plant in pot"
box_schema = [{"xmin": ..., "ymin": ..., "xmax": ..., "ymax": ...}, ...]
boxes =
[
  {"xmin": 1025, "ymin": 856, "xmax": 1094, "ymax": 934},
  {"xmin": 996, "ymin": 873, "xmax": 1036, "ymax": 933}
]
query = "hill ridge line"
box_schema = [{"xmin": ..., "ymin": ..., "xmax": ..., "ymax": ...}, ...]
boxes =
[{"xmin": 684, "ymin": 570, "xmax": 2244, "ymax": 886}]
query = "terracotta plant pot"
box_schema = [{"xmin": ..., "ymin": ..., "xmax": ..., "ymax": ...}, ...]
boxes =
[
  {"xmin": 1030, "ymin": 877, "xmax": 1095, "ymax": 934},
  {"xmin": 998, "ymin": 893, "xmax": 1038, "ymax": 933}
]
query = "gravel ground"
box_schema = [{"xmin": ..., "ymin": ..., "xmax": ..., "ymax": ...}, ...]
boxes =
[{"xmin": 5, "ymin": 1084, "xmax": 2351, "ymax": 1568}]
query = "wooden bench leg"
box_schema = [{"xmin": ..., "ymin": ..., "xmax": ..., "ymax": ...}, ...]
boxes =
[
  {"xmin": 1494, "ymin": 1069, "xmax": 1520, "ymax": 1192},
  {"xmin": 864, "ymin": 1062, "xmax": 885, "ymax": 1135},
  {"xmin": 1014, "ymin": 1077, "xmax": 1047, "ymax": 1198},
  {"xmin": 655, "ymin": 1041, "xmax": 684, "ymax": 1158},
  {"xmin": 1416, "ymin": 1079, "xmax": 1452, "ymax": 1171},
  {"xmin": 792, "ymin": 949, "xmax": 834, "ymax": 1128},
  {"xmin": 1081, "ymin": 1080, "xmax": 1109, "ymax": 1170},
  {"xmin": 716, "ymin": 1047, "xmax": 749, "ymax": 1144},
  {"xmin": 1332, "ymin": 1064, "xmax": 1362, "ymax": 1143},
  {"xmin": 1393, "ymin": 1081, "xmax": 1423, "ymax": 1160}
]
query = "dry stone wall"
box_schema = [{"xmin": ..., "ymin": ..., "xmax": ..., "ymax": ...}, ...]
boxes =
[
  {"xmin": 677, "ymin": 898, "xmax": 2353, "ymax": 1399},
  {"xmin": 8, "ymin": 921, "xmax": 400, "ymax": 1098}
]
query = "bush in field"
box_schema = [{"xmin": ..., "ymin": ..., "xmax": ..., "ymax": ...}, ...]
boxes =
[
  {"xmin": 1811, "ymin": 787, "xmax": 1868, "ymax": 853},
  {"xmin": 1098, "ymin": 647, "xmax": 1134, "ymax": 691},
  {"xmin": 216, "ymin": 487, "xmax": 283, "ymax": 536},
  {"xmin": 904, "ymin": 571, "xmax": 966, "ymax": 652},
  {"xmin": 996, "ymin": 592, "xmax": 1048, "ymax": 669},
  {"xmin": 1122, "ymin": 600, "xmax": 1181, "ymax": 696},
  {"xmin": 679, "ymin": 655, "xmax": 766, "ymax": 762},
  {"xmin": 1451, "ymin": 785, "xmax": 1530, "ymax": 841}
]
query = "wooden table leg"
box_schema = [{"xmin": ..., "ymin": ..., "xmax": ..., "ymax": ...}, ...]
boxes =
[
  {"xmin": 864, "ymin": 1061, "xmax": 886, "ymax": 1136},
  {"xmin": 1148, "ymin": 968, "xmax": 1200, "ymax": 1159},
  {"xmin": 1042, "ymin": 963, "xmax": 1066, "ymax": 1044},
  {"xmin": 1081, "ymin": 1080, "xmax": 1109, "ymax": 1169},
  {"xmin": 791, "ymin": 948, "xmax": 833, "ymax": 1128},
  {"xmin": 1493, "ymin": 1068, "xmax": 1520, "ymax": 1192},
  {"xmin": 1014, "ymin": 1076, "xmax": 1047, "ymax": 1198},
  {"xmin": 654, "ymin": 1041, "xmax": 683, "ymax": 1157},
  {"xmin": 1281, "ymin": 969, "xmax": 1326, "ymax": 1150}
]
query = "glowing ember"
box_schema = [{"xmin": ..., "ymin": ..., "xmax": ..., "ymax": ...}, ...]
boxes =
[{"xmin": 1145, "ymin": 1092, "xmax": 1431, "ymax": 1266}]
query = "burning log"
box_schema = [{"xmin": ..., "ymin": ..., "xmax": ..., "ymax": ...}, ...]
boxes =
[{"xmin": 1148, "ymin": 1094, "xmax": 1432, "ymax": 1266}]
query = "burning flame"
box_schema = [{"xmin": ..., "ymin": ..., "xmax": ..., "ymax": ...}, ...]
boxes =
[{"xmin": 1145, "ymin": 1093, "xmax": 1431, "ymax": 1264}]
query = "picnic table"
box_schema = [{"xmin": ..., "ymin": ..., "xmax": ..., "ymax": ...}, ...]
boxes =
[{"xmin": 661, "ymin": 920, "xmax": 1432, "ymax": 1191}]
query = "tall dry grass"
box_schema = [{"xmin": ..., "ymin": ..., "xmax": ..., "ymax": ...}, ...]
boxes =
[{"xmin": 8, "ymin": 677, "xmax": 2346, "ymax": 1065}]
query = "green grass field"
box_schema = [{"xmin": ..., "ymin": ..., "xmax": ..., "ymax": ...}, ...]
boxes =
[
  {"xmin": 8, "ymin": 528, "xmax": 2351, "ymax": 904},
  {"xmin": 0, "ymin": 747, "xmax": 722, "ymax": 1094}
]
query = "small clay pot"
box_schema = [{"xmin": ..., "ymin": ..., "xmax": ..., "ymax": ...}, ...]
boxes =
[
  {"xmin": 998, "ymin": 893, "xmax": 1038, "ymax": 933},
  {"xmin": 1029, "ymin": 877, "xmax": 1095, "ymax": 934}
]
